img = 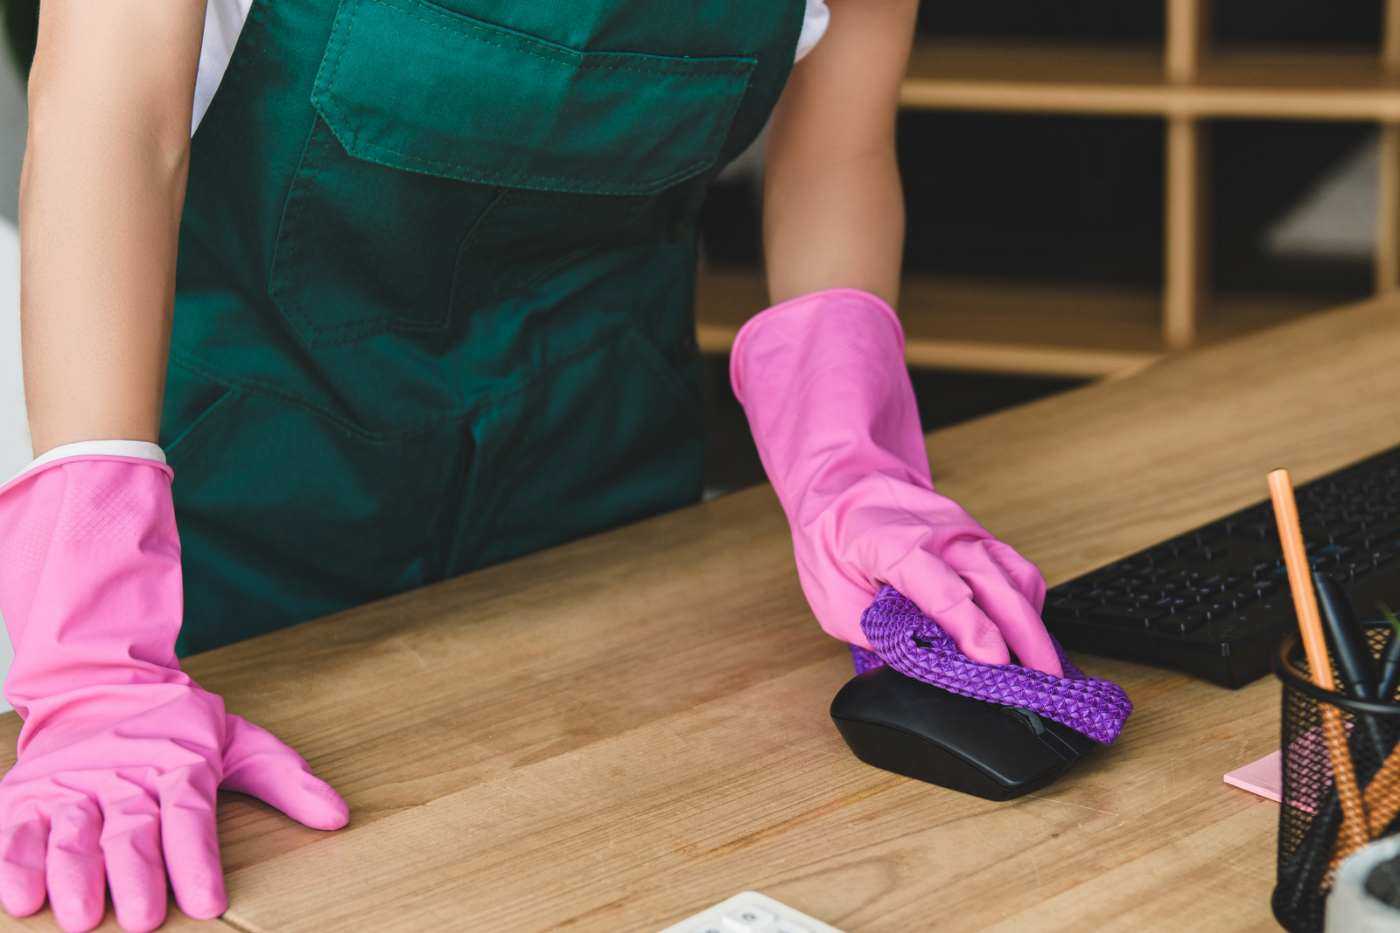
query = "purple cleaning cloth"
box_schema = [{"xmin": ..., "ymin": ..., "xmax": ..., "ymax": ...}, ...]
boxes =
[{"xmin": 852, "ymin": 586, "xmax": 1132, "ymax": 744}]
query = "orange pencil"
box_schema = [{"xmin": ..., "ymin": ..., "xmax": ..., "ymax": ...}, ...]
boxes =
[{"xmin": 1268, "ymin": 469, "xmax": 1370, "ymax": 865}]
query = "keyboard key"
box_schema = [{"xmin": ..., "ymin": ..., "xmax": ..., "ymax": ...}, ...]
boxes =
[
  {"xmin": 1049, "ymin": 598, "xmax": 1097, "ymax": 617},
  {"xmin": 1151, "ymin": 612, "xmax": 1208, "ymax": 636},
  {"xmin": 1089, "ymin": 607, "xmax": 1166, "ymax": 628},
  {"xmin": 1326, "ymin": 521, "xmax": 1360, "ymax": 542}
]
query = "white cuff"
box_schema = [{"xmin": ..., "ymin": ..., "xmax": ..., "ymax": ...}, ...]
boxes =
[{"xmin": 16, "ymin": 441, "xmax": 166, "ymax": 482}]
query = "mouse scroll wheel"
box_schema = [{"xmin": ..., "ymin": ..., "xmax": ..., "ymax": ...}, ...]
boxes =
[{"xmin": 1002, "ymin": 705, "xmax": 1047, "ymax": 735}]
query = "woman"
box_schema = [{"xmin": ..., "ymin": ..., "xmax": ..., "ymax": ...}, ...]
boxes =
[{"xmin": 0, "ymin": 1, "xmax": 1060, "ymax": 929}]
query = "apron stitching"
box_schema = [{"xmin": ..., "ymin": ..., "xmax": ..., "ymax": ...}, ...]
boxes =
[
  {"xmin": 267, "ymin": 118, "xmax": 328, "ymax": 337},
  {"xmin": 443, "ymin": 185, "xmax": 510, "ymax": 319},
  {"xmin": 464, "ymin": 335, "xmax": 706, "ymax": 576},
  {"xmin": 360, "ymin": 0, "xmax": 754, "ymax": 75},
  {"xmin": 315, "ymin": 103, "xmax": 716, "ymax": 197},
  {"xmin": 169, "ymin": 324, "xmax": 639, "ymax": 444},
  {"xmin": 269, "ymin": 4, "xmax": 397, "ymax": 343},
  {"xmin": 270, "ymin": 110, "xmax": 406, "ymax": 344},
  {"xmin": 162, "ymin": 383, "xmax": 240, "ymax": 460},
  {"xmin": 313, "ymin": 0, "xmax": 752, "ymax": 196},
  {"xmin": 172, "ymin": 351, "xmax": 458, "ymax": 442}
]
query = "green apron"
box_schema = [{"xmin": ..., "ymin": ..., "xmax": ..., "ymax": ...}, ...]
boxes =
[{"xmin": 162, "ymin": 0, "xmax": 804, "ymax": 654}]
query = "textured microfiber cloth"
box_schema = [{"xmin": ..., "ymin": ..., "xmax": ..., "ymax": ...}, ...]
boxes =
[{"xmin": 850, "ymin": 586, "xmax": 1133, "ymax": 744}]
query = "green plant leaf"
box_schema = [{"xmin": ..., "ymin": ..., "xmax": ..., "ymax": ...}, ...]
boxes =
[{"xmin": 1379, "ymin": 602, "xmax": 1400, "ymax": 640}]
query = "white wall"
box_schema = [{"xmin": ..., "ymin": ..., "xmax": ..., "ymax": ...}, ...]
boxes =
[
  {"xmin": 0, "ymin": 218, "xmax": 20, "ymax": 476},
  {"xmin": 0, "ymin": 49, "xmax": 26, "ymax": 708}
]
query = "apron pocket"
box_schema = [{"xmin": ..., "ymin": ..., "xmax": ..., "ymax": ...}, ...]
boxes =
[
  {"xmin": 463, "ymin": 327, "xmax": 704, "ymax": 571},
  {"xmin": 164, "ymin": 386, "xmax": 472, "ymax": 652},
  {"xmin": 270, "ymin": 0, "xmax": 755, "ymax": 348}
]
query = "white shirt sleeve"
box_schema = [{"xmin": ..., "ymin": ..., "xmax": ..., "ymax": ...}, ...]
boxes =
[
  {"xmin": 193, "ymin": 0, "xmax": 255, "ymax": 134},
  {"xmin": 795, "ymin": 0, "xmax": 831, "ymax": 63}
]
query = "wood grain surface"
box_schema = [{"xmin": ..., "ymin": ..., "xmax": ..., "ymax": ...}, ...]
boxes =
[{"xmin": 4, "ymin": 295, "xmax": 1400, "ymax": 931}]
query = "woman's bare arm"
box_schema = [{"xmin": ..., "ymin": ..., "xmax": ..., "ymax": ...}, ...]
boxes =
[
  {"xmin": 21, "ymin": 2, "xmax": 205, "ymax": 454},
  {"xmin": 763, "ymin": 0, "xmax": 918, "ymax": 306}
]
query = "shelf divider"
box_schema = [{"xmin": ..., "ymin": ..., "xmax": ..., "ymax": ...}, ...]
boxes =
[
  {"xmin": 1165, "ymin": 118, "xmax": 1208, "ymax": 349},
  {"xmin": 1377, "ymin": 0, "xmax": 1400, "ymax": 291},
  {"xmin": 1167, "ymin": 0, "xmax": 1211, "ymax": 83},
  {"xmin": 1378, "ymin": 126, "xmax": 1400, "ymax": 292},
  {"xmin": 1387, "ymin": 0, "xmax": 1400, "ymax": 72}
]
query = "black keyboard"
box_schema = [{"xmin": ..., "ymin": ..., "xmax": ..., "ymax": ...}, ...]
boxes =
[{"xmin": 1043, "ymin": 445, "xmax": 1400, "ymax": 688}]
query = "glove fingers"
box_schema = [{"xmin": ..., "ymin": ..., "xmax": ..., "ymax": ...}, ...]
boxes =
[
  {"xmin": 883, "ymin": 554, "xmax": 1009, "ymax": 665},
  {"xmin": 221, "ymin": 715, "xmax": 349, "ymax": 832},
  {"xmin": 99, "ymin": 790, "xmax": 167, "ymax": 933},
  {"xmin": 927, "ymin": 598, "xmax": 1012, "ymax": 666},
  {"xmin": 158, "ymin": 773, "xmax": 226, "ymax": 920},
  {"xmin": 983, "ymin": 539, "xmax": 1048, "ymax": 612},
  {"xmin": 0, "ymin": 816, "xmax": 49, "ymax": 919},
  {"xmin": 953, "ymin": 546, "xmax": 1063, "ymax": 677},
  {"xmin": 46, "ymin": 800, "xmax": 105, "ymax": 932}
]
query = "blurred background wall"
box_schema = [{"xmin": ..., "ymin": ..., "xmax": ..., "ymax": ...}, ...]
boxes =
[
  {"xmin": 1, "ymin": 22, "xmax": 26, "ymax": 481},
  {"xmin": 0, "ymin": 2, "xmax": 26, "ymax": 224}
]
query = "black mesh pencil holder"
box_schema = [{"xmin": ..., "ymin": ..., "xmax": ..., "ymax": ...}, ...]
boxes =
[{"xmin": 1273, "ymin": 624, "xmax": 1400, "ymax": 933}]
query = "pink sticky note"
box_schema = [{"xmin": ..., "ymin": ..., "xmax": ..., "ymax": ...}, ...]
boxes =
[{"xmin": 1224, "ymin": 750, "xmax": 1282, "ymax": 803}]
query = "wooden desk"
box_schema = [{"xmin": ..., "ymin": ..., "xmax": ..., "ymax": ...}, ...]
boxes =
[{"xmin": 6, "ymin": 294, "xmax": 1400, "ymax": 932}]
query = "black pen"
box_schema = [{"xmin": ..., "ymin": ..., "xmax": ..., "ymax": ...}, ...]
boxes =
[
  {"xmin": 1313, "ymin": 573, "xmax": 1387, "ymax": 757},
  {"xmin": 1313, "ymin": 573, "xmax": 1377, "ymax": 697}
]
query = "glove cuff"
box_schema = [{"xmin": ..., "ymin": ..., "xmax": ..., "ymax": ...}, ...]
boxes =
[
  {"xmin": 3, "ymin": 443, "xmax": 170, "ymax": 497},
  {"xmin": 729, "ymin": 287, "xmax": 903, "ymax": 402},
  {"xmin": 0, "ymin": 457, "xmax": 186, "ymax": 718}
]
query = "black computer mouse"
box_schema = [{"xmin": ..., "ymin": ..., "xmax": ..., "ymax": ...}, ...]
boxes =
[{"xmin": 830, "ymin": 666, "xmax": 1097, "ymax": 800}]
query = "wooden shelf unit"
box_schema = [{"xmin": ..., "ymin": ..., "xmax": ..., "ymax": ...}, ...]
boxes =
[
  {"xmin": 698, "ymin": 0, "xmax": 1400, "ymax": 378},
  {"xmin": 697, "ymin": 270, "xmax": 1335, "ymax": 380},
  {"xmin": 900, "ymin": 41, "xmax": 1400, "ymax": 121}
]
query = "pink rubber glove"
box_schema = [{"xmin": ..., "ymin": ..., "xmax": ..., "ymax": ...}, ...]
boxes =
[
  {"xmin": 0, "ymin": 456, "xmax": 348, "ymax": 932},
  {"xmin": 731, "ymin": 289, "xmax": 1062, "ymax": 676}
]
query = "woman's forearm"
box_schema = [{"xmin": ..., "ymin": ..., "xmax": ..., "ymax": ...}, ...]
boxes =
[
  {"xmin": 20, "ymin": 2, "xmax": 205, "ymax": 455},
  {"xmin": 763, "ymin": 0, "xmax": 918, "ymax": 306},
  {"xmin": 764, "ymin": 136, "xmax": 905, "ymax": 306}
]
